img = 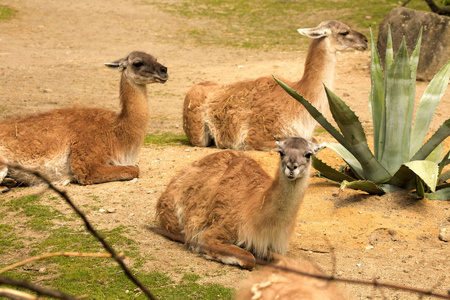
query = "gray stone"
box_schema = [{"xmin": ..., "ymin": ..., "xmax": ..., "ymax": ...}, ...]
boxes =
[{"xmin": 377, "ymin": 7, "xmax": 450, "ymax": 81}]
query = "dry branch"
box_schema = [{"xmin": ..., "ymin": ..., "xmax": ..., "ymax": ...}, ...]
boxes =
[
  {"xmin": 0, "ymin": 276, "xmax": 79, "ymax": 300},
  {"xmin": 0, "ymin": 288, "xmax": 45, "ymax": 300},
  {"xmin": 0, "ymin": 252, "xmax": 126, "ymax": 274}
]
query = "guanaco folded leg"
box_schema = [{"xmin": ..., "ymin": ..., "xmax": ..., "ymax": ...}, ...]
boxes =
[{"xmin": 201, "ymin": 226, "xmax": 256, "ymax": 270}]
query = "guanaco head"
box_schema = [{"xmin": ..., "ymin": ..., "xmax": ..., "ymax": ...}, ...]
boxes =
[
  {"xmin": 297, "ymin": 20, "xmax": 368, "ymax": 52},
  {"xmin": 105, "ymin": 51, "xmax": 168, "ymax": 85},
  {"xmin": 276, "ymin": 137, "xmax": 324, "ymax": 181}
]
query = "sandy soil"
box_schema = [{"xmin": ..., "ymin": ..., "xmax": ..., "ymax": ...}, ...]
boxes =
[{"xmin": 1, "ymin": 0, "xmax": 449, "ymax": 299}]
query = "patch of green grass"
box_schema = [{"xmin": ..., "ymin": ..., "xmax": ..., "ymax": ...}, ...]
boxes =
[
  {"xmin": 1, "ymin": 195, "xmax": 233, "ymax": 299},
  {"xmin": 0, "ymin": 5, "xmax": 16, "ymax": 20},
  {"xmin": 0, "ymin": 224, "xmax": 24, "ymax": 254},
  {"xmin": 144, "ymin": 132, "xmax": 190, "ymax": 146},
  {"xmin": 2, "ymin": 195, "xmax": 66, "ymax": 231},
  {"xmin": 144, "ymin": 0, "xmax": 429, "ymax": 51},
  {"xmin": 182, "ymin": 273, "xmax": 202, "ymax": 283}
]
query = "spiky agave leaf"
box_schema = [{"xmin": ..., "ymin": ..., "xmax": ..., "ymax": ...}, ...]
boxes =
[
  {"xmin": 324, "ymin": 87, "xmax": 391, "ymax": 183},
  {"xmin": 411, "ymin": 119, "xmax": 450, "ymax": 161},
  {"xmin": 403, "ymin": 160, "xmax": 439, "ymax": 193},
  {"xmin": 410, "ymin": 61, "xmax": 450, "ymax": 158},
  {"xmin": 312, "ymin": 156, "xmax": 355, "ymax": 183},
  {"xmin": 425, "ymin": 188, "xmax": 450, "ymax": 200},
  {"xmin": 379, "ymin": 38, "xmax": 413, "ymax": 174},
  {"xmin": 369, "ymin": 28, "xmax": 385, "ymax": 160},
  {"xmin": 340, "ymin": 180, "xmax": 385, "ymax": 195},
  {"xmin": 320, "ymin": 142, "xmax": 364, "ymax": 179}
]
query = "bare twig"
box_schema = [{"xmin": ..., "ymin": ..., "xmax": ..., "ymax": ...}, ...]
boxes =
[
  {"xmin": 0, "ymin": 276, "xmax": 79, "ymax": 300},
  {"xmin": 151, "ymin": 227, "xmax": 450, "ymax": 299},
  {"xmin": 402, "ymin": 0, "xmax": 413, "ymax": 6},
  {"xmin": 0, "ymin": 252, "xmax": 126, "ymax": 274},
  {"xmin": 3, "ymin": 163, "xmax": 156, "ymax": 300},
  {"xmin": 0, "ymin": 288, "xmax": 44, "ymax": 300},
  {"xmin": 424, "ymin": 0, "xmax": 450, "ymax": 15}
]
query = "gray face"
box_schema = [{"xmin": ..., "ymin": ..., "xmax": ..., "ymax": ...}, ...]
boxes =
[
  {"xmin": 276, "ymin": 137, "xmax": 324, "ymax": 181},
  {"xmin": 105, "ymin": 51, "xmax": 168, "ymax": 85}
]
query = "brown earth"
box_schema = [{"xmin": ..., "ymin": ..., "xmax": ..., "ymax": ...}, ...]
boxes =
[{"xmin": 1, "ymin": 0, "xmax": 449, "ymax": 299}]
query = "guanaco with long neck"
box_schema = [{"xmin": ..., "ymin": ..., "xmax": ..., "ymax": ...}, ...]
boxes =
[
  {"xmin": 183, "ymin": 20, "xmax": 367, "ymax": 150},
  {"xmin": 156, "ymin": 137, "xmax": 324, "ymax": 269},
  {"xmin": 0, "ymin": 51, "xmax": 168, "ymax": 191}
]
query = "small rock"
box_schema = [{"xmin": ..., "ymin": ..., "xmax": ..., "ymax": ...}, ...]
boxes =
[
  {"xmin": 356, "ymin": 263, "xmax": 362, "ymax": 267},
  {"xmin": 365, "ymin": 245, "xmax": 374, "ymax": 250},
  {"xmin": 184, "ymin": 149, "xmax": 191, "ymax": 152},
  {"xmin": 388, "ymin": 229, "xmax": 397, "ymax": 236},
  {"xmin": 43, "ymin": 88, "xmax": 53, "ymax": 93},
  {"xmin": 369, "ymin": 233, "xmax": 378, "ymax": 245},
  {"xmin": 439, "ymin": 228, "xmax": 449, "ymax": 242},
  {"xmin": 107, "ymin": 208, "xmax": 116, "ymax": 213},
  {"xmin": 38, "ymin": 267, "xmax": 46, "ymax": 273},
  {"xmin": 99, "ymin": 208, "xmax": 106, "ymax": 213},
  {"xmin": 130, "ymin": 178, "xmax": 138, "ymax": 183}
]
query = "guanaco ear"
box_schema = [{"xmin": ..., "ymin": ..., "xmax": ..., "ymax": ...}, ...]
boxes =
[
  {"xmin": 275, "ymin": 141, "xmax": 285, "ymax": 155},
  {"xmin": 104, "ymin": 58, "xmax": 128, "ymax": 70},
  {"xmin": 297, "ymin": 27, "xmax": 331, "ymax": 39},
  {"xmin": 310, "ymin": 142, "xmax": 326, "ymax": 155}
]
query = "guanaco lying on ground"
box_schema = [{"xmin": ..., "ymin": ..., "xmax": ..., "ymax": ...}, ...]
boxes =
[
  {"xmin": 183, "ymin": 20, "xmax": 367, "ymax": 150},
  {"xmin": 236, "ymin": 255, "xmax": 346, "ymax": 300},
  {"xmin": 0, "ymin": 51, "xmax": 168, "ymax": 192},
  {"xmin": 156, "ymin": 137, "xmax": 324, "ymax": 269}
]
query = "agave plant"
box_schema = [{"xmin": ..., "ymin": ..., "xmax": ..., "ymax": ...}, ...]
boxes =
[{"xmin": 275, "ymin": 28, "xmax": 450, "ymax": 200}]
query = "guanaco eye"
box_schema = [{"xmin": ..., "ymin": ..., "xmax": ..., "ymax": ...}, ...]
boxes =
[
  {"xmin": 133, "ymin": 61, "xmax": 144, "ymax": 68},
  {"xmin": 340, "ymin": 31, "xmax": 350, "ymax": 36},
  {"xmin": 305, "ymin": 153, "xmax": 312, "ymax": 159}
]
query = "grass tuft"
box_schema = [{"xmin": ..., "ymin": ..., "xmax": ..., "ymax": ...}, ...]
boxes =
[
  {"xmin": 144, "ymin": 132, "xmax": 190, "ymax": 146},
  {"xmin": 0, "ymin": 5, "xmax": 17, "ymax": 20}
]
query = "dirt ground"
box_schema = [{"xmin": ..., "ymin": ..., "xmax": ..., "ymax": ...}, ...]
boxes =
[{"xmin": 1, "ymin": 0, "xmax": 449, "ymax": 299}]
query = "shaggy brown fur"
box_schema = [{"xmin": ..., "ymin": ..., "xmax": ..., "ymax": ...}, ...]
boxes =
[
  {"xmin": 156, "ymin": 137, "xmax": 324, "ymax": 270},
  {"xmin": 183, "ymin": 20, "xmax": 368, "ymax": 150},
  {"xmin": 0, "ymin": 51, "xmax": 168, "ymax": 189},
  {"xmin": 236, "ymin": 255, "xmax": 346, "ymax": 300}
]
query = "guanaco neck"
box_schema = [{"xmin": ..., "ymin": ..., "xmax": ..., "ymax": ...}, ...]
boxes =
[
  {"xmin": 294, "ymin": 37, "xmax": 337, "ymax": 96},
  {"xmin": 114, "ymin": 73, "xmax": 150, "ymax": 145},
  {"xmin": 258, "ymin": 167, "xmax": 309, "ymax": 225}
]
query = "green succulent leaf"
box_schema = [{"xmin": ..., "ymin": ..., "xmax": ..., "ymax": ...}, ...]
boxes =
[
  {"xmin": 412, "ymin": 118, "xmax": 450, "ymax": 161},
  {"xmin": 369, "ymin": 28, "xmax": 385, "ymax": 160},
  {"xmin": 384, "ymin": 25, "xmax": 394, "ymax": 76},
  {"xmin": 340, "ymin": 180, "xmax": 385, "ymax": 195},
  {"xmin": 403, "ymin": 160, "xmax": 439, "ymax": 193},
  {"xmin": 410, "ymin": 60, "xmax": 450, "ymax": 158},
  {"xmin": 325, "ymin": 87, "xmax": 391, "ymax": 183},
  {"xmin": 380, "ymin": 38, "xmax": 413, "ymax": 173},
  {"xmin": 320, "ymin": 142, "xmax": 364, "ymax": 179},
  {"xmin": 440, "ymin": 171, "xmax": 450, "ymax": 184},
  {"xmin": 424, "ymin": 187, "xmax": 450, "ymax": 200},
  {"xmin": 415, "ymin": 176, "xmax": 426, "ymax": 198},
  {"xmin": 312, "ymin": 156, "xmax": 355, "ymax": 183}
]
